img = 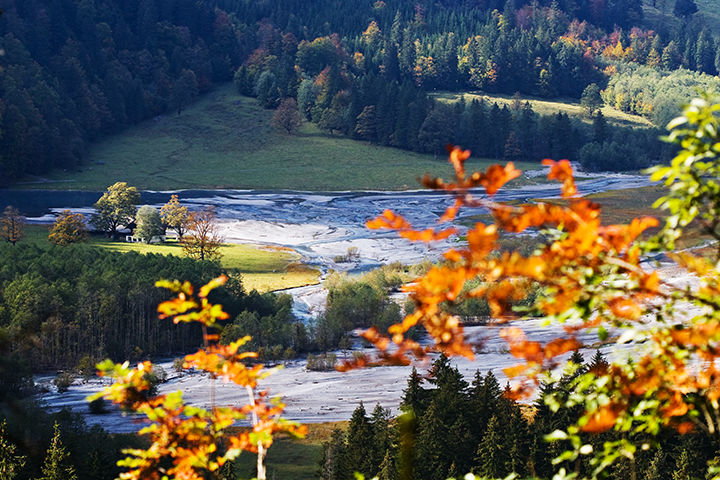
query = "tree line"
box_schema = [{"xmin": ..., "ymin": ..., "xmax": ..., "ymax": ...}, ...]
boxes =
[
  {"xmin": 2, "ymin": 0, "xmax": 717, "ymax": 183},
  {"xmin": 0, "ymin": 242, "xmax": 278, "ymax": 375},
  {"xmin": 319, "ymin": 352, "xmax": 719, "ymax": 480}
]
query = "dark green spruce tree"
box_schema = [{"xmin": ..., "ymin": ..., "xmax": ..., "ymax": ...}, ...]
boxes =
[
  {"xmin": 320, "ymin": 429, "xmax": 350, "ymax": 480},
  {"xmin": 346, "ymin": 403, "xmax": 374, "ymax": 477}
]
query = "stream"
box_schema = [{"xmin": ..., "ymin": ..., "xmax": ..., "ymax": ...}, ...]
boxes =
[{"xmin": 4, "ymin": 171, "xmax": 660, "ymax": 431}]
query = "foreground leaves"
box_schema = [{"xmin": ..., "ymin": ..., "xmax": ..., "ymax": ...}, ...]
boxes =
[
  {"xmin": 90, "ymin": 276, "xmax": 305, "ymax": 480},
  {"xmin": 349, "ymin": 101, "xmax": 720, "ymax": 478}
]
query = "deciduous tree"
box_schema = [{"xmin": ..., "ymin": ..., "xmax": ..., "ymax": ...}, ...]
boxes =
[
  {"xmin": 91, "ymin": 277, "xmax": 305, "ymax": 480},
  {"xmin": 182, "ymin": 207, "xmax": 223, "ymax": 261},
  {"xmin": 91, "ymin": 182, "xmax": 140, "ymax": 238},
  {"xmin": 48, "ymin": 210, "xmax": 88, "ymax": 246},
  {"xmin": 160, "ymin": 194, "xmax": 190, "ymax": 239},
  {"xmin": 271, "ymin": 98, "xmax": 302, "ymax": 134},
  {"xmin": 170, "ymin": 69, "xmax": 199, "ymax": 115},
  {"xmin": 135, "ymin": 206, "xmax": 164, "ymax": 243},
  {"xmin": 581, "ymin": 83, "xmax": 603, "ymax": 116},
  {"xmin": 0, "ymin": 206, "xmax": 24, "ymax": 245}
]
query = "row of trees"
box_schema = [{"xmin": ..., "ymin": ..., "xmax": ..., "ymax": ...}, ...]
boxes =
[
  {"xmin": 320, "ymin": 353, "xmax": 718, "ymax": 480},
  {"xmin": 2, "ymin": 183, "xmax": 224, "ymax": 260},
  {"xmin": 0, "ymin": 403, "xmax": 144, "ymax": 480},
  {"xmin": 0, "ymin": 422, "xmax": 79, "ymax": 480},
  {"xmin": 602, "ymin": 65, "xmax": 720, "ymax": 126},
  {"xmin": 235, "ymin": 15, "xmax": 673, "ymax": 170}
]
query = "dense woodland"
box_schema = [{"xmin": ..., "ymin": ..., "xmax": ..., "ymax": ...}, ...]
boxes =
[
  {"xmin": 318, "ymin": 353, "xmax": 718, "ymax": 480},
  {"xmin": 2, "ymin": 0, "xmax": 719, "ymax": 182},
  {"xmin": 0, "ymin": 243, "xmax": 290, "ymax": 374}
]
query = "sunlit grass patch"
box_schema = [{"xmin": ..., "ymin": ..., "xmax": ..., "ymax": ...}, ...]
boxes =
[
  {"xmin": 433, "ymin": 91, "xmax": 654, "ymax": 128},
  {"xmin": 21, "ymin": 225, "xmax": 320, "ymax": 292}
]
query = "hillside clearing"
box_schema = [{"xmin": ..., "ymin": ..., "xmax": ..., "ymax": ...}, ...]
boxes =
[
  {"xmin": 433, "ymin": 91, "xmax": 654, "ymax": 128},
  {"xmin": 642, "ymin": 0, "xmax": 720, "ymax": 34},
  {"xmin": 232, "ymin": 422, "xmax": 345, "ymax": 480},
  {"xmin": 25, "ymin": 84, "xmax": 538, "ymax": 192}
]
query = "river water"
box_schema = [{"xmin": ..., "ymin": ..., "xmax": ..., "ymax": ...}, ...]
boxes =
[
  {"xmin": 2, "ymin": 173, "xmax": 654, "ymax": 320},
  {"xmin": 13, "ymin": 171, "xmax": 659, "ymax": 430}
]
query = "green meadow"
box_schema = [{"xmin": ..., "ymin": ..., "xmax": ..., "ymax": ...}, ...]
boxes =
[{"xmin": 26, "ymin": 84, "xmax": 537, "ymax": 192}]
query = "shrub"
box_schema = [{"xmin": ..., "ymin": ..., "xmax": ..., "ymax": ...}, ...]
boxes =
[
  {"xmin": 53, "ymin": 372, "xmax": 74, "ymax": 393},
  {"xmin": 306, "ymin": 353, "xmax": 337, "ymax": 371},
  {"xmin": 88, "ymin": 397, "xmax": 108, "ymax": 414},
  {"xmin": 172, "ymin": 358, "xmax": 185, "ymax": 373}
]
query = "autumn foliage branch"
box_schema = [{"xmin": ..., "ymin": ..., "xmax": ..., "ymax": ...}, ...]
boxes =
[
  {"xmin": 90, "ymin": 276, "xmax": 305, "ymax": 480},
  {"xmin": 349, "ymin": 98, "xmax": 720, "ymax": 477}
]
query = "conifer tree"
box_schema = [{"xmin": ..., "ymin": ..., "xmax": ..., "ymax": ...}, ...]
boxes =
[
  {"xmin": 672, "ymin": 449, "xmax": 694, "ymax": 480},
  {"xmin": 503, "ymin": 131, "xmax": 523, "ymax": 161},
  {"xmin": 346, "ymin": 403, "xmax": 374, "ymax": 476},
  {"xmin": 470, "ymin": 370, "xmax": 501, "ymax": 427},
  {"xmin": 37, "ymin": 423, "xmax": 77, "ymax": 480},
  {"xmin": 218, "ymin": 458, "xmax": 239, "ymax": 480},
  {"xmin": 415, "ymin": 402, "xmax": 449, "ymax": 480},
  {"xmin": 400, "ymin": 367, "xmax": 427, "ymax": 416},
  {"xmin": 378, "ymin": 449, "xmax": 397, "ymax": 480},
  {"xmin": 320, "ymin": 429, "xmax": 350, "ymax": 480},
  {"xmin": 588, "ymin": 349, "xmax": 609, "ymax": 374},
  {"xmin": 593, "ymin": 112, "xmax": 608, "ymax": 143},
  {"xmin": 474, "ymin": 415, "xmax": 509, "ymax": 479},
  {"xmin": 644, "ymin": 448, "xmax": 664, "ymax": 480},
  {"xmin": 0, "ymin": 421, "xmax": 25, "ymax": 480},
  {"xmin": 370, "ymin": 404, "xmax": 393, "ymax": 470}
]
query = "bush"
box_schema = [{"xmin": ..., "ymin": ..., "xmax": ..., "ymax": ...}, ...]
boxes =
[
  {"xmin": 306, "ymin": 353, "xmax": 337, "ymax": 371},
  {"xmin": 173, "ymin": 358, "xmax": 185, "ymax": 373},
  {"xmin": 144, "ymin": 366, "xmax": 168, "ymax": 397},
  {"xmin": 76, "ymin": 355, "xmax": 96, "ymax": 381},
  {"xmin": 333, "ymin": 246, "xmax": 360, "ymax": 263},
  {"xmin": 53, "ymin": 372, "xmax": 74, "ymax": 393},
  {"xmin": 88, "ymin": 397, "xmax": 109, "ymax": 414}
]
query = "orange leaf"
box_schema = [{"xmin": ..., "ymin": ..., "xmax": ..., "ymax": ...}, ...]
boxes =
[
  {"xmin": 542, "ymin": 159, "xmax": 577, "ymax": 197},
  {"xmin": 581, "ymin": 405, "xmax": 619, "ymax": 432},
  {"xmin": 480, "ymin": 163, "xmax": 522, "ymax": 195},
  {"xmin": 609, "ymin": 298, "xmax": 642, "ymax": 320},
  {"xmin": 448, "ymin": 145, "xmax": 471, "ymax": 179}
]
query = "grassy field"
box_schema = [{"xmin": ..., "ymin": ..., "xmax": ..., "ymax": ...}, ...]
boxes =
[
  {"xmin": 232, "ymin": 422, "xmax": 345, "ymax": 480},
  {"xmin": 23, "ymin": 225, "xmax": 319, "ymax": 292},
  {"xmin": 433, "ymin": 91, "xmax": 654, "ymax": 128},
  {"xmin": 23, "ymin": 84, "xmax": 537, "ymax": 192},
  {"xmin": 643, "ymin": 0, "xmax": 720, "ymax": 33}
]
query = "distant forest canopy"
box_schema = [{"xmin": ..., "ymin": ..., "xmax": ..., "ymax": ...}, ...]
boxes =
[{"xmin": 0, "ymin": 0, "xmax": 717, "ymax": 182}]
